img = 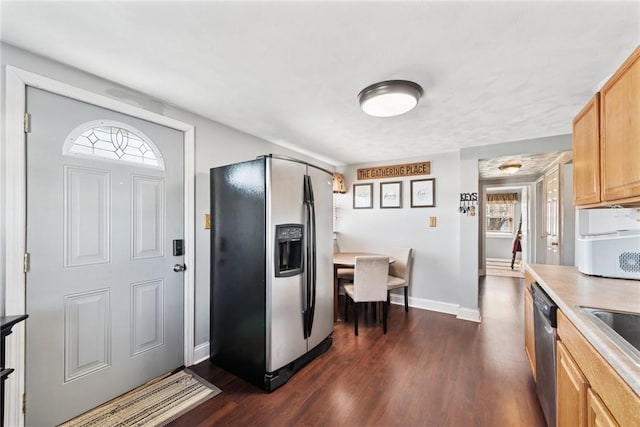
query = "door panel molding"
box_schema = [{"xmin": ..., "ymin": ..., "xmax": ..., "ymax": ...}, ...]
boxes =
[
  {"xmin": 130, "ymin": 279, "xmax": 164, "ymax": 356},
  {"xmin": 3, "ymin": 65, "xmax": 196, "ymax": 427},
  {"xmin": 64, "ymin": 165, "xmax": 112, "ymax": 267},
  {"xmin": 131, "ymin": 175, "xmax": 165, "ymax": 260},
  {"xmin": 64, "ymin": 288, "xmax": 111, "ymax": 382}
]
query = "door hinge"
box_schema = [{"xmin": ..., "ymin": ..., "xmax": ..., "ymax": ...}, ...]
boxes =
[
  {"xmin": 23, "ymin": 252, "xmax": 30, "ymax": 273},
  {"xmin": 23, "ymin": 112, "xmax": 31, "ymax": 133},
  {"xmin": 22, "ymin": 392, "xmax": 26, "ymax": 414}
]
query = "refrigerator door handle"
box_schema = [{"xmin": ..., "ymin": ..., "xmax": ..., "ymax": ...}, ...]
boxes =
[
  {"xmin": 303, "ymin": 174, "xmax": 316, "ymax": 339},
  {"xmin": 308, "ymin": 179, "xmax": 317, "ymax": 337}
]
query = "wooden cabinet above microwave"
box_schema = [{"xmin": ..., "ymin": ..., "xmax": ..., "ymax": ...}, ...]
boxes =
[{"xmin": 573, "ymin": 45, "xmax": 640, "ymax": 208}]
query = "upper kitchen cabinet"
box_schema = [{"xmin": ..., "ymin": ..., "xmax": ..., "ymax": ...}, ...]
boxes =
[
  {"xmin": 573, "ymin": 45, "xmax": 640, "ymax": 207},
  {"xmin": 600, "ymin": 45, "xmax": 640, "ymax": 204},
  {"xmin": 573, "ymin": 94, "xmax": 600, "ymax": 205}
]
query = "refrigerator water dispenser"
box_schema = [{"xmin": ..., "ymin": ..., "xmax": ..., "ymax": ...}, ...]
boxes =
[{"xmin": 275, "ymin": 224, "xmax": 303, "ymax": 277}]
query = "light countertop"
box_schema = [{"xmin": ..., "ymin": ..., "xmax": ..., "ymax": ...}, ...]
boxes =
[{"xmin": 525, "ymin": 264, "xmax": 640, "ymax": 396}]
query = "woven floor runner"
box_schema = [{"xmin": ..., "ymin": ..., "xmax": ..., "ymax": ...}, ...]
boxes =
[{"xmin": 59, "ymin": 369, "xmax": 221, "ymax": 427}]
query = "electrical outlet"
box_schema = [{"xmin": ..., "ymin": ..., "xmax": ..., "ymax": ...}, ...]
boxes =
[
  {"xmin": 429, "ymin": 216, "xmax": 437, "ymax": 227},
  {"xmin": 204, "ymin": 214, "xmax": 211, "ymax": 230}
]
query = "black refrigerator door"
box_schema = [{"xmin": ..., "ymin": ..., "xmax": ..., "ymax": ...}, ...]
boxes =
[{"xmin": 210, "ymin": 159, "xmax": 267, "ymax": 386}]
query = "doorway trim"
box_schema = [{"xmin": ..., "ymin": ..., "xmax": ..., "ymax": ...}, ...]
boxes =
[{"xmin": 4, "ymin": 65, "xmax": 196, "ymax": 427}]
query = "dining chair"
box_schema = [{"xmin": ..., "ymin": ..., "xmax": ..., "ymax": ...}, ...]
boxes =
[
  {"xmin": 343, "ymin": 256, "xmax": 389, "ymax": 336},
  {"xmin": 387, "ymin": 248, "xmax": 414, "ymax": 312}
]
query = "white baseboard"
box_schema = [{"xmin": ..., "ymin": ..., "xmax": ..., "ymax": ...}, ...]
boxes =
[
  {"xmin": 457, "ymin": 307, "xmax": 482, "ymax": 323},
  {"xmin": 389, "ymin": 293, "xmax": 481, "ymax": 322},
  {"xmin": 191, "ymin": 342, "xmax": 210, "ymax": 365}
]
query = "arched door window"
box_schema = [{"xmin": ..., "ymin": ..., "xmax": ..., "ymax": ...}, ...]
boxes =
[{"xmin": 62, "ymin": 120, "xmax": 165, "ymax": 170}]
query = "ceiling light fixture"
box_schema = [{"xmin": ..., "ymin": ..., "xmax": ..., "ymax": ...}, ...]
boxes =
[
  {"xmin": 499, "ymin": 160, "xmax": 522, "ymax": 174},
  {"xmin": 358, "ymin": 80, "xmax": 423, "ymax": 117}
]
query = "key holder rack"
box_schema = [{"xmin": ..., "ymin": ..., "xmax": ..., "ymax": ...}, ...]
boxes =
[{"xmin": 459, "ymin": 192, "xmax": 478, "ymax": 216}]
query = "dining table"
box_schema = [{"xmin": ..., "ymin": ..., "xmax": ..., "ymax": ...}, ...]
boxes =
[{"xmin": 332, "ymin": 252, "xmax": 395, "ymax": 321}]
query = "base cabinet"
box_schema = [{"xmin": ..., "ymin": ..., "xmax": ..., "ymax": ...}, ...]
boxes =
[
  {"xmin": 557, "ymin": 340, "xmax": 588, "ymax": 426},
  {"xmin": 587, "ymin": 388, "xmax": 619, "ymax": 427},
  {"xmin": 557, "ymin": 311, "xmax": 639, "ymax": 427}
]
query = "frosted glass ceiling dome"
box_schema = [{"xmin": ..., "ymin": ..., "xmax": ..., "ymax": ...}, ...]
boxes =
[{"xmin": 358, "ymin": 80, "xmax": 424, "ymax": 117}]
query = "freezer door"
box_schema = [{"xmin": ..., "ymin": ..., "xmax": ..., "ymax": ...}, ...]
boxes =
[
  {"xmin": 266, "ymin": 157, "xmax": 308, "ymax": 372},
  {"xmin": 305, "ymin": 165, "xmax": 334, "ymax": 351}
]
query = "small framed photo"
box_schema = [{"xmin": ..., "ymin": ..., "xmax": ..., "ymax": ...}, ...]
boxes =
[
  {"xmin": 353, "ymin": 183, "xmax": 373, "ymax": 209},
  {"xmin": 380, "ymin": 181, "xmax": 402, "ymax": 208},
  {"xmin": 410, "ymin": 178, "xmax": 435, "ymax": 208}
]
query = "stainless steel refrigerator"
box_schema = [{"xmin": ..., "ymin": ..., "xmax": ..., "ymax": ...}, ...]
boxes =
[{"xmin": 210, "ymin": 155, "xmax": 334, "ymax": 391}]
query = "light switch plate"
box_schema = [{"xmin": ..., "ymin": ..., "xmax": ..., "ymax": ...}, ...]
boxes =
[
  {"xmin": 429, "ymin": 216, "xmax": 437, "ymax": 227},
  {"xmin": 204, "ymin": 214, "xmax": 211, "ymax": 230}
]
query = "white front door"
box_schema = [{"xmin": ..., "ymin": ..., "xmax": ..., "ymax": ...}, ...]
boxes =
[{"xmin": 25, "ymin": 87, "xmax": 185, "ymax": 426}]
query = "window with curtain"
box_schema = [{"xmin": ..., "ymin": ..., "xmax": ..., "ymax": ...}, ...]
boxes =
[{"xmin": 486, "ymin": 193, "xmax": 518, "ymax": 233}]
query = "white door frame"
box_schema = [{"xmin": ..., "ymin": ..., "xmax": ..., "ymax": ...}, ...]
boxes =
[{"xmin": 3, "ymin": 65, "xmax": 196, "ymax": 427}]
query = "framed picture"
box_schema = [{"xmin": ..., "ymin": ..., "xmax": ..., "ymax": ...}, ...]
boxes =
[
  {"xmin": 380, "ymin": 181, "xmax": 402, "ymax": 208},
  {"xmin": 410, "ymin": 178, "xmax": 435, "ymax": 208},
  {"xmin": 353, "ymin": 183, "xmax": 373, "ymax": 209}
]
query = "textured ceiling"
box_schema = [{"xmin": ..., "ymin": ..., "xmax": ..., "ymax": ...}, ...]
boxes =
[
  {"xmin": 478, "ymin": 151, "xmax": 570, "ymax": 180},
  {"xmin": 1, "ymin": 2, "xmax": 638, "ymax": 166}
]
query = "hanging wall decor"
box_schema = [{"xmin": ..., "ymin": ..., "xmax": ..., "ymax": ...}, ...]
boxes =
[
  {"xmin": 353, "ymin": 183, "xmax": 373, "ymax": 209},
  {"xmin": 410, "ymin": 178, "xmax": 435, "ymax": 207},
  {"xmin": 357, "ymin": 161, "xmax": 430, "ymax": 180},
  {"xmin": 459, "ymin": 192, "xmax": 478, "ymax": 216},
  {"xmin": 380, "ymin": 181, "xmax": 402, "ymax": 208}
]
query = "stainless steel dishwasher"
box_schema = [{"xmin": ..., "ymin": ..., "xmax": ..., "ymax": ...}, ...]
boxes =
[{"xmin": 532, "ymin": 283, "xmax": 558, "ymax": 427}]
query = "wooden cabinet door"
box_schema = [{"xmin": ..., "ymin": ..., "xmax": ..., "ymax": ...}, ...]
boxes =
[
  {"xmin": 557, "ymin": 340, "xmax": 589, "ymax": 427},
  {"xmin": 600, "ymin": 46, "xmax": 640, "ymax": 202},
  {"xmin": 587, "ymin": 388, "xmax": 619, "ymax": 427},
  {"xmin": 524, "ymin": 284, "xmax": 536, "ymax": 380},
  {"xmin": 573, "ymin": 94, "xmax": 601, "ymax": 205}
]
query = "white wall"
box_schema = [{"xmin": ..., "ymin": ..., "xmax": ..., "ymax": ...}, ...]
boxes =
[
  {"xmin": 0, "ymin": 43, "xmax": 332, "ymax": 357},
  {"xmin": 336, "ymin": 151, "xmax": 472, "ymax": 318}
]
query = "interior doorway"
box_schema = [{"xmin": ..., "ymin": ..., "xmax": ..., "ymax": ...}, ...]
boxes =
[{"xmin": 483, "ymin": 185, "xmax": 530, "ymax": 278}]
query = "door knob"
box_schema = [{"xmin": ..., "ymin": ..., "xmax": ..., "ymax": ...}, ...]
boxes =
[{"xmin": 173, "ymin": 264, "xmax": 187, "ymax": 272}]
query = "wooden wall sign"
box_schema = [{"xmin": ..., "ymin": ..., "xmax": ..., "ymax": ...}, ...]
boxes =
[{"xmin": 357, "ymin": 161, "xmax": 431, "ymax": 180}]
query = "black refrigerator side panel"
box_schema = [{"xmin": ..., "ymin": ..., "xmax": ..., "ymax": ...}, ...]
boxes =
[{"xmin": 210, "ymin": 158, "xmax": 266, "ymax": 385}]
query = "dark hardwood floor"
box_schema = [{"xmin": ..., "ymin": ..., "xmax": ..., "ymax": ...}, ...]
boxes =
[{"xmin": 170, "ymin": 275, "xmax": 545, "ymax": 426}]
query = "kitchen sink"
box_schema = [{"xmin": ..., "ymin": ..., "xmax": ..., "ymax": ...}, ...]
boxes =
[{"xmin": 578, "ymin": 306, "xmax": 640, "ymax": 366}]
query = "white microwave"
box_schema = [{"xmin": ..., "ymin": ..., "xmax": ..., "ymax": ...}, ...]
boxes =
[{"xmin": 576, "ymin": 230, "xmax": 640, "ymax": 280}]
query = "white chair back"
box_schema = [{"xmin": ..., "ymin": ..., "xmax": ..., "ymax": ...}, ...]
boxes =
[
  {"xmin": 389, "ymin": 248, "xmax": 413, "ymax": 280},
  {"xmin": 353, "ymin": 256, "xmax": 389, "ymax": 302}
]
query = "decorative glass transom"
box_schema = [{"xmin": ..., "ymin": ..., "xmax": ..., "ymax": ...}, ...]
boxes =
[{"xmin": 63, "ymin": 120, "xmax": 165, "ymax": 170}]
